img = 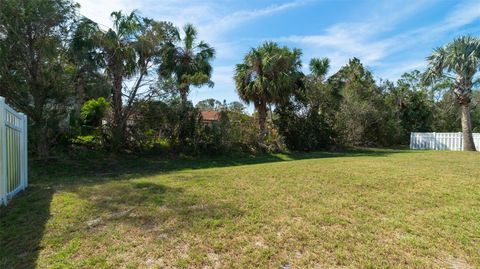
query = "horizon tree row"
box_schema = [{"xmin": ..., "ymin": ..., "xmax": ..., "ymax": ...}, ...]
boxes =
[
  {"xmin": 234, "ymin": 37, "xmax": 480, "ymax": 151},
  {"xmin": 1, "ymin": 0, "xmax": 479, "ymax": 157}
]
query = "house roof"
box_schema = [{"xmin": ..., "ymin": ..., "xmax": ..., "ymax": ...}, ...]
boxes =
[{"xmin": 201, "ymin": 110, "xmax": 221, "ymax": 121}]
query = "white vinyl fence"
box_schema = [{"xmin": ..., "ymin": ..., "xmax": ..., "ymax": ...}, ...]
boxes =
[
  {"xmin": 0, "ymin": 97, "xmax": 28, "ymax": 205},
  {"xmin": 410, "ymin": 132, "xmax": 480, "ymax": 151}
]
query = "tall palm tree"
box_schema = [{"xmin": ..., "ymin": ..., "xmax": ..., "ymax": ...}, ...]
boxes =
[
  {"xmin": 424, "ymin": 36, "xmax": 480, "ymax": 151},
  {"xmin": 74, "ymin": 12, "xmax": 142, "ymax": 147},
  {"xmin": 234, "ymin": 42, "xmax": 304, "ymax": 138},
  {"xmin": 73, "ymin": 11, "xmax": 176, "ymax": 148},
  {"xmin": 160, "ymin": 24, "xmax": 215, "ymax": 105}
]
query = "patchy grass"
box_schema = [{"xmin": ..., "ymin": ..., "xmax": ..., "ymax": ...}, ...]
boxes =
[{"xmin": 1, "ymin": 149, "xmax": 480, "ymax": 268}]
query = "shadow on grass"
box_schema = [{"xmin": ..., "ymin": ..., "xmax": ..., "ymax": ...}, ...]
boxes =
[
  {"xmin": 71, "ymin": 181, "xmax": 244, "ymax": 233},
  {"xmin": 1, "ymin": 180, "xmax": 243, "ymax": 268},
  {"xmin": 31, "ymin": 148, "xmax": 406, "ymax": 186},
  {"xmin": 0, "ymin": 186, "xmax": 54, "ymax": 268}
]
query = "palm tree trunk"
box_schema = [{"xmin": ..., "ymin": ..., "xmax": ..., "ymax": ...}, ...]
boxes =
[
  {"xmin": 257, "ymin": 104, "xmax": 267, "ymax": 140},
  {"xmin": 112, "ymin": 71, "xmax": 125, "ymax": 149},
  {"xmin": 180, "ymin": 87, "xmax": 189, "ymax": 106},
  {"xmin": 460, "ymin": 103, "xmax": 476, "ymax": 151},
  {"xmin": 178, "ymin": 87, "xmax": 190, "ymax": 151}
]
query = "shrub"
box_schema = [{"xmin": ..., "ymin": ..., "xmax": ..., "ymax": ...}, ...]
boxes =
[{"xmin": 80, "ymin": 97, "xmax": 109, "ymax": 130}]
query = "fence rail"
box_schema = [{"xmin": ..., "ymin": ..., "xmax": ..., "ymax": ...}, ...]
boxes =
[
  {"xmin": 410, "ymin": 132, "xmax": 480, "ymax": 151},
  {"xmin": 0, "ymin": 97, "xmax": 28, "ymax": 205}
]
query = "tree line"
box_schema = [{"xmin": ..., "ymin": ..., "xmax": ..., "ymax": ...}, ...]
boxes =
[
  {"xmin": 0, "ymin": 0, "xmax": 479, "ymax": 158},
  {"xmin": 235, "ymin": 40, "xmax": 480, "ymax": 152}
]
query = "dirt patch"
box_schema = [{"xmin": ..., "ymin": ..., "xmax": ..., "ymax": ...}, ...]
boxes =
[{"xmin": 437, "ymin": 255, "xmax": 473, "ymax": 269}]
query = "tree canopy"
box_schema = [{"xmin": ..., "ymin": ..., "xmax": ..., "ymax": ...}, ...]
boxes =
[{"xmin": 234, "ymin": 41, "xmax": 304, "ymax": 138}]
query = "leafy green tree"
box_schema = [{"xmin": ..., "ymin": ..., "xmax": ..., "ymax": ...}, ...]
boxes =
[
  {"xmin": 196, "ymin": 98, "xmax": 223, "ymax": 111},
  {"xmin": 234, "ymin": 42, "xmax": 304, "ymax": 139},
  {"xmin": 0, "ymin": 0, "xmax": 78, "ymax": 157},
  {"xmin": 432, "ymin": 91, "xmax": 461, "ymax": 132},
  {"xmin": 134, "ymin": 97, "xmax": 216, "ymax": 153},
  {"xmin": 73, "ymin": 12, "xmax": 177, "ymax": 149},
  {"xmin": 308, "ymin": 58, "xmax": 342, "ymax": 126},
  {"xmin": 385, "ymin": 70, "xmax": 434, "ymax": 143},
  {"xmin": 160, "ymin": 24, "xmax": 215, "ymax": 105},
  {"xmin": 424, "ymin": 36, "xmax": 480, "ymax": 151},
  {"xmin": 227, "ymin": 101, "xmax": 246, "ymax": 114},
  {"xmin": 275, "ymin": 57, "xmax": 334, "ymax": 150},
  {"xmin": 330, "ymin": 58, "xmax": 391, "ymax": 146}
]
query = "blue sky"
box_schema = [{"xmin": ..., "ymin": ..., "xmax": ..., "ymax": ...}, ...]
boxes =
[{"xmin": 76, "ymin": 0, "xmax": 480, "ymax": 106}]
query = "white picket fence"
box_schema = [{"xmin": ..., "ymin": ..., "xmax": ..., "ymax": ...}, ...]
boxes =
[
  {"xmin": 0, "ymin": 97, "xmax": 28, "ymax": 205},
  {"xmin": 410, "ymin": 132, "xmax": 480, "ymax": 151}
]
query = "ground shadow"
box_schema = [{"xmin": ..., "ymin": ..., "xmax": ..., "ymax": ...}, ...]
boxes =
[
  {"xmin": 30, "ymin": 148, "xmax": 407, "ymax": 186},
  {"xmin": 0, "ymin": 186, "xmax": 54, "ymax": 268},
  {"xmin": 69, "ymin": 181, "xmax": 244, "ymax": 229},
  {"xmin": 1, "ymin": 180, "xmax": 243, "ymax": 268}
]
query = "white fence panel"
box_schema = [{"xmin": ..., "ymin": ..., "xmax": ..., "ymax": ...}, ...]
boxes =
[
  {"xmin": 0, "ymin": 97, "xmax": 28, "ymax": 205},
  {"xmin": 410, "ymin": 132, "xmax": 480, "ymax": 151}
]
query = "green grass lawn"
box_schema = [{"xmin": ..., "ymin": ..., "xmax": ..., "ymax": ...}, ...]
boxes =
[{"xmin": 1, "ymin": 149, "xmax": 479, "ymax": 268}]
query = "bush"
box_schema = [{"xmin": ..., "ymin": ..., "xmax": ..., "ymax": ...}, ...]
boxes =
[
  {"xmin": 80, "ymin": 97, "xmax": 109, "ymax": 131},
  {"xmin": 275, "ymin": 101, "xmax": 333, "ymax": 151}
]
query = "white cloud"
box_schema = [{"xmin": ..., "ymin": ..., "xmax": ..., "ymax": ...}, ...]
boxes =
[
  {"xmin": 277, "ymin": 0, "xmax": 480, "ymax": 79},
  {"xmin": 134, "ymin": 0, "xmax": 307, "ymax": 41},
  {"xmin": 76, "ymin": 0, "xmax": 141, "ymax": 29},
  {"xmin": 75, "ymin": 0, "xmax": 307, "ymax": 59},
  {"xmin": 375, "ymin": 60, "xmax": 426, "ymax": 81},
  {"xmin": 211, "ymin": 66, "xmax": 234, "ymax": 86},
  {"xmin": 442, "ymin": 0, "xmax": 480, "ymax": 30},
  {"xmin": 209, "ymin": 1, "xmax": 306, "ymax": 34}
]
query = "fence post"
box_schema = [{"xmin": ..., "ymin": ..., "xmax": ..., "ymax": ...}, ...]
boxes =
[
  {"xmin": 459, "ymin": 132, "xmax": 463, "ymax": 151},
  {"xmin": 20, "ymin": 113, "xmax": 28, "ymax": 190},
  {"xmin": 0, "ymin": 97, "xmax": 6, "ymax": 205},
  {"xmin": 433, "ymin": 132, "xmax": 437, "ymax": 150},
  {"xmin": 410, "ymin": 132, "xmax": 413, "ymax": 149}
]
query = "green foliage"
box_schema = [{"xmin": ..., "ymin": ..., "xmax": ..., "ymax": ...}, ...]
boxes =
[
  {"xmin": 228, "ymin": 101, "xmax": 247, "ymax": 114},
  {"xmin": 130, "ymin": 96, "xmax": 275, "ymax": 154},
  {"xmin": 129, "ymin": 98, "xmax": 205, "ymax": 153},
  {"xmin": 424, "ymin": 36, "xmax": 480, "ymax": 95},
  {"xmin": 424, "ymin": 35, "xmax": 480, "ymax": 150},
  {"xmin": 0, "ymin": 0, "xmax": 78, "ymax": 157},
  {"xmin": 196, "ymin": 98, "xmax": 224, "ymax": 111},
  {"xmin": 73, "ymin": 11, "xmax": 179, "ymax": 150},
  {"xmin": 275, "ymin": 102, "xmax": 333, "ymax": 151},
  {"xmin": 329, "ymin": 58, "xmax": 393, "ymax": 146},
  {"xmin": 234, "ymin": 42, "xmax": 304, "ymax": 107},
  {"xmin": 80, "ymin": 97, "xmax": 109, "ymax": 128},
  {"xmin": 275, "ymin": 57, "xmax": 334, "ymax": 151},
  {"xmin": 159, "ymin": 24, "xmax": 215, "ymax": 104},
  {"xmin": 384, "ymin": 71, "xmax": 435, "ymax": 143},
  {"xmin": 0, "ymin": 1, "xmax": 478, "ymax": 158},
  {"xmin": 234, "ymin": 42, "xmax": 304, "ymax": 138}
]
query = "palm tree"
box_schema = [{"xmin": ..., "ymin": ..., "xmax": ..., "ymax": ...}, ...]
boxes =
[
  {"xmin": 160, "ymin": 24, "xmax": 215, "ymax": 105},
  {"xmin": 424, "ymin": 36, "xmax": 480, "ymax": 151},
  {"xmin": 73, "ymin": 11, "xmax": 176, "ymax": 148},
  {"xmin": 73, "ymin": 12, "xmax": 142, "ymax": 147},
  {"xmin": 309, "ymin": 57, "xmax": 330, "ymax": 81},
  {"xmin": 234, "ymin": 42, "xmax": 304, "ymax": 138}
]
